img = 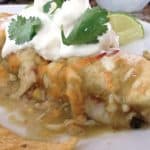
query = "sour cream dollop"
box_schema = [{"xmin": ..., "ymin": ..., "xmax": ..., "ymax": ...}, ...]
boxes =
[{"xmin": 2, "ymin": 0, "xmax": 119, "ymax": 61}]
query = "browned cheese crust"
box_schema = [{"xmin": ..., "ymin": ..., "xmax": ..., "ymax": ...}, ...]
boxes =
[{"xmin": 0, "ymin": 125, "xmax": 77, "ymax": 150}]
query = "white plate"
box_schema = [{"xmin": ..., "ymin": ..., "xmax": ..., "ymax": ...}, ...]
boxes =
[{"xmin": 0, "ymin": 5, "xmax": 150, "ymax": 150}]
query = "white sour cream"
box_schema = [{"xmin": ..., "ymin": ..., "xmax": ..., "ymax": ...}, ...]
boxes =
[{"xmin": 2, "ymin": 0, "xmax": 119, "ymax": 61}]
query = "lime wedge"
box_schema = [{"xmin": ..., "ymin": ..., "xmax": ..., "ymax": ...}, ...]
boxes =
[{"xmin": 109, "ymin": 13, "xmax": 144, "ymax": 45}]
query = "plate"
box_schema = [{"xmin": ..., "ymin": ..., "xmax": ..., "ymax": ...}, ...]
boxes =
[{"xmin": 0, "ymin": 5, "xmax": 150, "ymax": 150}]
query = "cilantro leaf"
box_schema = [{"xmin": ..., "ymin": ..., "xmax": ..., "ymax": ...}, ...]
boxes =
[
  {"xmin": 43, "ymin": 1, "xmax": 51, "ymax": 13},
  {"xmin": 43, "ymin": 0, "xmax": 64, "ymax": 13},
  {"xmin": 55, "ymin": 0, "xmax": 64, "ymax": 8},
  {"xmin": 8, "ymin": 16, "xmax": 42, "ymax": 45},
  {"xmin": 61, "ymin": 7, "xmax": 109, "ymax": 45}
]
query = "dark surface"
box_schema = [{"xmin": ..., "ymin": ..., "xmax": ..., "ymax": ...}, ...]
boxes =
[
  {"xmin": 133, "ymin": 4, "xmax": 150, "ymax": 22},
  {"xmin": 130, "ymin": 116, "xmax": 145, "ymax": 129},
  {"xmin": 0, "ymin": 0, "xmax": 32, "ymax": 4}
]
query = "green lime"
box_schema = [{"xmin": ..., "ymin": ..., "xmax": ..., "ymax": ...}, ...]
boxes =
[{"xmin": 109, "ymin": 13, "xmax": 144, "ymax": 45}]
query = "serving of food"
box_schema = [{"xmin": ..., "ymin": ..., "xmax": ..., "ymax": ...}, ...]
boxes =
[{"xmin": 0, "ymin": 0, "xmax": 150, "ymax": 149}]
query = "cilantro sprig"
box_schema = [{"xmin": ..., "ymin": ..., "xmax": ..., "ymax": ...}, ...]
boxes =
[
  {"xmin": 43, "ymin": 0, "xmax": 64, "ymax": 13},
  {"xmin": 61, "ymin": 7, "xmax": 109, "ymax": 45},
  {"xmin": 8, "ymin": 16, "xmax": 42, "ymax": 45}
]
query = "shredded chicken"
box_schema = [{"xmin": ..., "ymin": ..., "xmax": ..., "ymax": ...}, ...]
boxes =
[{"xmin": 11, "ymin": 49, "xmax": 37, "ymax": 98}]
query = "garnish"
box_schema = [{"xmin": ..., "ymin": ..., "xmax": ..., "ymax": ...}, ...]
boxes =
[
  {"xmin": 109, "ymin": 13, "xmax": 144, "ymax": 45},
  {"xmin": 8, "ymin": 16, "xmax": 42, "ymax": 45},
  {"xmin": 43, "ymin": 1, "xmax": 51, "ymax": 13},
  {"xmin": 61, "ymin": 7, "xmax": 109, "ymax": 45},
  {"xmin": 43, "ymin": 0, "xmax": 64, "ymax": 13}
]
